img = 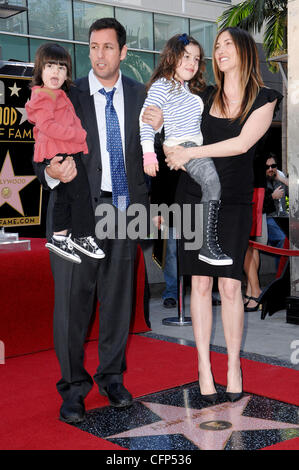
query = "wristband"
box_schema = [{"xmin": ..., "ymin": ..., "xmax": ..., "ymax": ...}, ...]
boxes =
[{"xmin": 143, "ymin": 152, "xmax": 158, "ymax": 166}]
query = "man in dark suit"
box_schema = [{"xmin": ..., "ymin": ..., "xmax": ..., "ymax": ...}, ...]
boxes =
[{"xmin": 34, "ymin": 18, "xmax": 149, "ymax": 423}]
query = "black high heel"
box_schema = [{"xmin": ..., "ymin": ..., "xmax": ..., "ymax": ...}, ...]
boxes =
[
  {"xmin": 199, "ymin": 389, "xmax": 218, "ymax": 404},
  {"xmin": 225, "ymin": 390, "xmax": 243, "ymax": 402},
  {"xmin": 225, "ymin": 370, "xmax": 243, "ymax": 403},
  {"xmin": 198, "ymin": 374, "xmax": 218, "ymax": 404},
  {"xmin": 244, "ymin": 295, "xmax": 262, "ymax": 312},
  {"xmin": 243, "ymin": 294, "xmax": 251, "ymax": 307}
]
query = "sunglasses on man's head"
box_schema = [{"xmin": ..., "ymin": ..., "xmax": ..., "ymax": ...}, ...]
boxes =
[{"xmin": 266, "ymin": 163, "xmax": 277, "ymax": 169}]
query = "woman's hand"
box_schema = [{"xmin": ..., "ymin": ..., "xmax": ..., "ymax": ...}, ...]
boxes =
[
  {"xmin": 142, "ymin": 105, "xmax": 164, "ymax": 131},
  {"xmin": 164, "ymin": 145, "xmax": 190, "ymax": 171}
]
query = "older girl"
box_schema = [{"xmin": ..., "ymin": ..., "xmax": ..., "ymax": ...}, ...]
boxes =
[{"xmin": 140, "ymin": 34, "xmax": 232, "ymax": 266}]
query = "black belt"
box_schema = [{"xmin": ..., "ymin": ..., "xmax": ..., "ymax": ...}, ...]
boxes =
[{"xmin": 100, "ymin": 190, "xmax": 112, "ymax": 198}]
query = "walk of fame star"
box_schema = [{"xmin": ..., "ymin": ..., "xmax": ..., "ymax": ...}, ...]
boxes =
[
  {"xmin": 15, "ymin": 105, "xmax": 28, "ymax": 125},
  {"xmin": 8, "ymin": 82, "xmax": 22, "ymax": 97},
  {"xmin": 0, "ymin": 150, "xmax": 36, "ymax": 215},
  {"xmin": 106, "ymin": 396, "xmax": 299, "ymax": 450}
]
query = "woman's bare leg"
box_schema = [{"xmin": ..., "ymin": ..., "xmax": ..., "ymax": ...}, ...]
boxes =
[
  {"xmin": 243, "ymin": 246, "xmax": 262, "ymax": 308},
  {"xmin": 218, "ymin": 277, "xmax": 244, "ymax": 393},
  {"xmin": 190, "ymin": 275, "xmax": 216, "ymax": 395}
]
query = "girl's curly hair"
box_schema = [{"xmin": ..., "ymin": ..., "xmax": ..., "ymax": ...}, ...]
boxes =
[{"xmin": 147, "ymin": 34, "xmax": 206, "ymax": 94}]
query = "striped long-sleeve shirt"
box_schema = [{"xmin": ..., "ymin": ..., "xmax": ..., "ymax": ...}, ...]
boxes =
[{"xmin": 140, "ymin": 77, "xmax": 204, "ymax": 154}]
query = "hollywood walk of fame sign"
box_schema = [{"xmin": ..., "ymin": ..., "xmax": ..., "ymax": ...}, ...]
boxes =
[{"xmin": 0, "ymin": 67, "xmax": 42, "ymax": 228}]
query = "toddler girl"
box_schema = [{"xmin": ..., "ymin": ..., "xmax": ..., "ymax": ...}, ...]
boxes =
[{"xmin": 26, "ymin": 43, "xmax": 104, "ymax": 264}]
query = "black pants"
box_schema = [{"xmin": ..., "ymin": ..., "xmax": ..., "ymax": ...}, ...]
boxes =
[
  {"xmin": 51, "ymin": 195, "xmax": 138, "ymax": 402},
  {"xmin": 51, "ymin": 153, "xmax": 95, "ymax": 237}
]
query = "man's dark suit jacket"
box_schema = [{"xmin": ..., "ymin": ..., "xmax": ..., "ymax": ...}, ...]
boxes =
[{"xmin": 34, "ymin": 73, "xmax": 149, "ymax": 235}]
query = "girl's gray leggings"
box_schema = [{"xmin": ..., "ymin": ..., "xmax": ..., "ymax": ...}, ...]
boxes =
[{"xmin": 181, "ymin": 141, "xmax": 221, "ymax": 202}]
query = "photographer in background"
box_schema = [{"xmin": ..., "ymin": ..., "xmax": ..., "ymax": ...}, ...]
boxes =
[{"xmin": 263, "ymin": 153, "xmax": 289, "ymax": 267}]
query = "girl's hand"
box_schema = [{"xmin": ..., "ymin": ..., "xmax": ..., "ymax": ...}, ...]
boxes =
[
  {"xmin": 164, "ymin": 145, "xmax": 189, "ymax": 170},
  {"xmin": 144, "ymin": 163, "xmax": 159, "ymax": 177},
  {"xmin": 142, "ymin": 105, "xmax": 164, "ymax": 131}
]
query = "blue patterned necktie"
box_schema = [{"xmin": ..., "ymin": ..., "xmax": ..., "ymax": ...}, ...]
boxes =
[{"xmin": 99, "ymin": 87, "xmax": 130, "ymax": 211}]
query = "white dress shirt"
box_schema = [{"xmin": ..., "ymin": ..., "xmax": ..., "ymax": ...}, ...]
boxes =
[
  {"xmin": 88, "ymin": 69, "xmax": 126, "ymax": 192},
  {"xmin": 45, "ymin": 69, "xmax": 126, "ymax": 192}
]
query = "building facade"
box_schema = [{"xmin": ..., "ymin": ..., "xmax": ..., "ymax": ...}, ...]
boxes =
[
  {"xmin": 0, "ymin": 0, "xmax": 284, "ymax": 276},
  {"xmin": 0, "ymin": 0, "xmax": 282, "ymax": 129},
  {"xmin": 0, "ymin": 0, "xmax": 233, "ymax": 83}
]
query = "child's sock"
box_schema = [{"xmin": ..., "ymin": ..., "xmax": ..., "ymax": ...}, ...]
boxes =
[{"xmin": 53, "ymin": 234, "xmax": 67, "ymax": 241}]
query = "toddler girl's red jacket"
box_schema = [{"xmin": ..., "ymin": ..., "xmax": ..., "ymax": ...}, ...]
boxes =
[{"xmin": 25, "ymin": 86, "xmax": 88, "ymax": 162}]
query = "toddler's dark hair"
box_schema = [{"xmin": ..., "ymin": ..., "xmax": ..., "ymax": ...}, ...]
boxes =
[{"xmin": 31, "ymin": 43, "xmax": 72, "ymax": 92}]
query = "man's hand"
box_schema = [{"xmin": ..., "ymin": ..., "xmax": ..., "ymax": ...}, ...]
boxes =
[
  {"xmin": 272, "ymin": 186, "xmax": 284, "ymax": 200},
  {"xmin": 142, "ymin": 105, "xmax": 164, "ymax": 131},
  {"xmin": 46, "ymin": 155, "xmax": 77, "ymax": 183}
]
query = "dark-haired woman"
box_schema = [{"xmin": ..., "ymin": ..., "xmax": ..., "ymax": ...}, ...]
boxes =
[{"xmin": 163, "ymin": 27, "xmax": 282, "ymax": 402}]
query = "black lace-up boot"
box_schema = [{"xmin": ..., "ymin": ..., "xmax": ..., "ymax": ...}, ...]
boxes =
[{"xmin": 198, "ymin": 201, "xmax": 233, "ymax": 266}]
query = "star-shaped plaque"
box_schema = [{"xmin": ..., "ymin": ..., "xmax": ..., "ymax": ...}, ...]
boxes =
[
  {"xmin": 106, "ymin": 396, "xmax": 299, "ymax": 450},
  {"xmin": 0, "ymin": 150, "xmax": 36, "ymax": 215}
]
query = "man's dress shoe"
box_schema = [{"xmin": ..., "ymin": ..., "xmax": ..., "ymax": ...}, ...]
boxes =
[
  {"xmin": 59, "ymin": 398, "xmax": 86, "ymax": 423},
  {"xmin": 98, "ymin": 383, "xmax": 133, "ymax": 408}
]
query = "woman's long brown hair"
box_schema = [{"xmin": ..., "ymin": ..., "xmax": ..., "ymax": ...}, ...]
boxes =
[
  {"xmin": 212, "ymin": 27, "xmax": 264, "ymax": 122},
  {"xmin": 147, "ymin": 34, "xmax": 206, "ymax": 94}
]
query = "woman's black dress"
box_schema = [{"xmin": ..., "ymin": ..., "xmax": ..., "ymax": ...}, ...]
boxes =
[{"xmin": 176, "ymin": 86, "xmax": 282, "ymax": 281}]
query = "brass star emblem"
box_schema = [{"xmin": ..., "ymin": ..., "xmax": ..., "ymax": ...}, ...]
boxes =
[{"xmin": 8, "ymin": 82, "xmax": 21, "ymax": 97}]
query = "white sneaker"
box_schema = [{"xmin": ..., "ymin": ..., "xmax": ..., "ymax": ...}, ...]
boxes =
[
  {"xmin": 70, "ymin": 236, "xmax": 105, "ymax": 259},
  {"xmin": 46, "ymin": 235, "xmax": 81, "ymax": 264}
]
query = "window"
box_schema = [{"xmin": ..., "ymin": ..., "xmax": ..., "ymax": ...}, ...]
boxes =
[
  {"xmin": 115, "ymin": 8, "xmax": 153, "ymax": 51},
  {"xmin": 28, "ymin": 0, "xmax": 73, "ymax": 40},
  {"xmin": 74, "ymin": 44, "xmax": 90, "ymax": 78},
  {"xmin": 154, "ymin": 14, "xmax": 188, "ymax": 51},
  {"xmin": 205, "ymin": 59, "xmax": 215, "ymax": 85},
  {"xmin": 0, "ymin": 2, "xmax": 218, "ymax": 84},
  {"xmin": 0, "ymin": 34, "xmax": 29, "ymax": 62},
  {"xmin": 73, "ymin": 1, "xmax": 113, "ymax": 42},
  {"xmin": 121, "ymin": 51, "xmax": 154, "ymax": 84},
  {"xmin": 190, "ymin": 19, "xmax": 217, "ymax": 57},
  {"xmin": 0, "ymin": 0, "xmax": 27, "ymax": 34}
]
